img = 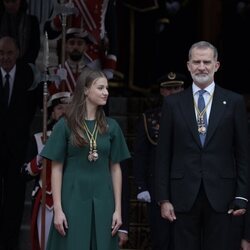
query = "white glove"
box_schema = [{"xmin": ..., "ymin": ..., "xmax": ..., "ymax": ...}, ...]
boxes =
[
  {"xmin": 56, "ymin": 67, "xmax": 67, "ymax": 81},
  {"xmin": 137, "ymin": 191, "xmax": 151, "ymax": 203}
]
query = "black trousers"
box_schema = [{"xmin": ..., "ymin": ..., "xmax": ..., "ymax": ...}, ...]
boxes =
[
  {"xmin": 171, "ymin": 183, "xmax": 233, "ymax": 250},
  {"xmin": 0, "ymin": 149, "xmax": 26, "ymax": 250}
]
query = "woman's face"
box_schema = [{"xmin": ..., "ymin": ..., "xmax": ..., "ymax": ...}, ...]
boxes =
[
  {"xmin": 3, "ymin": 0, "xmax": 21, "ymax": 14},
  {"xmin": 85, "ymin": 77, "xmax": 109, "ymax": 107}
]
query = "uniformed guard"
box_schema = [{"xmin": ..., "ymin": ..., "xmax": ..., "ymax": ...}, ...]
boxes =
[
  {"xmin": 133, "ymin": 71, "xmax": 186, "ymax": 250},
  {"xmin": 44, "ymin": 0, "xmax": 118, "ymax": 80},
  {"xmin": 21, "ymin": 91, "xmax": 71, "ymax": 250},
  {"xmin": 48, "ymin": 28, "xmax": 92, "ymax": 94}
]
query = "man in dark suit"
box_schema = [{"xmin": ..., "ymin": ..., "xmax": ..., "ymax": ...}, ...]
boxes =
[
  {"xmin": 0, "ymin": 36, "xmax": 41, "ymax": 250},
  {"xmin": 155, "ymin": 41, "xmax": 249, "ymax": 250}
]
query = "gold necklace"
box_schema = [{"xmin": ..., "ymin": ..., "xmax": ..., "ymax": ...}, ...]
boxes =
[
  {"xmin": 83, "ymin": 121, "xmax": 99, "ymax": 162},
  {"xmin": 193, "ymin": 92, "xmax": 214, "ymax": 135}
]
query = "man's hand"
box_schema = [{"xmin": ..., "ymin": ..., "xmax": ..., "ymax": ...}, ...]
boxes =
[
  {"xmin": 160, "ymin": 201, "xmax": 176, "ymax": 222},
  {"xmin": 228, "ymin": 208, "xmax": 246, "ymax": 216},
  {"xmin": 118, "ymin": 231, "xmax": 128, "ymax": 248},
  {"xmin": 228, "ymin": 199, "xmax": 247, "ymax": 216}
]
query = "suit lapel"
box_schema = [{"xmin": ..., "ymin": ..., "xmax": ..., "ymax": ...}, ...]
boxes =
[
  {"xmin": 204, "ymin": 85, "xmax": 227, "ymax": 146},
  {"xmin": 180, "ymin": 85, "xmax": 228, "ymax": 148},
  {"xmin": 180, "ymin": 86, "xmax": 201, "ymax": 146}
]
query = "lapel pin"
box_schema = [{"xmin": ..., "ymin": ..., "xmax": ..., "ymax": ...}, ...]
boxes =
[{"xmin": 223, "ymin": 101, "xmax": 226, "ymax": 105}]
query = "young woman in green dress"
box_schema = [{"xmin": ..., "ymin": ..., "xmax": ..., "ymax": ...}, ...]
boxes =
[{"xmin": 41, "ymin": 69, "xmax": 130, "ymax": 250}]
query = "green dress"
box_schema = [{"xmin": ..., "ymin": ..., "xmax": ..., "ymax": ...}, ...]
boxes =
[{"xmin": 40, "ymin": 117, "xmax": 130, "ymax": 250}]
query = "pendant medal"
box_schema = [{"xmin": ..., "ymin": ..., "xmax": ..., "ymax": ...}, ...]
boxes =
[
  {"xmin": 92, "ymin": 151, "xmax": 99, "ymax": 161},
  {"xmin": 84, "ymin": 121, "xmax": 99, "ymax": 162},
  {"xmin": 88, "ymin": 152, "xmax": 93, "ymax": 162},
  {"xmin": 198, "ymin": 126, "xmax": 206, "ymax": 134}
]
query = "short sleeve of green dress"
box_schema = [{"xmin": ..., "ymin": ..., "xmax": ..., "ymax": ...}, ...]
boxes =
[
  {"xmin": 40, "ymin": 117, "xmax": 70, "ymax": 163},
  {"xmin": 40, "ymin": 117, "xmax": 130, "ymax": 250},
  {"xmin": 107, "ymin": 117, "xmax": 131, "ymax": 163}
]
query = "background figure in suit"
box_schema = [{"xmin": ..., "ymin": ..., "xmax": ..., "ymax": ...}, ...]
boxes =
[
  {"xmin": 0, "ymin": 36, "xmax": 41, "ymax": 250},
  {"xmin": 133, "ymin": 72, "xmax": 185, "ymax": 250},
  {"xmin": 155, "ymin": 41, "xmax": 249, "ymax": 250},
  {"xmin": 0, "ymin": 0, "xmax": 40, "ymax": 64}
]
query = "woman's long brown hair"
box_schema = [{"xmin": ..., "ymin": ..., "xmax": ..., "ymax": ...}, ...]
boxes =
[{"xmin": 66, "ymin": 68, "xmax": 108, "ymax": 147}]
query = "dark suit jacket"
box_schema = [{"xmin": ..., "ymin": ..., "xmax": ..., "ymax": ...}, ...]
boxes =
[
  {"xmin": 155, "ymin": 85, "xmax": 249, "ymax": 213},
  {"xmin": 0, "ymin": 62, "xmax": 40, "ymax": 166}
]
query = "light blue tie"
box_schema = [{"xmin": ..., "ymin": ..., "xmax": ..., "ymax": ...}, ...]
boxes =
[{"xmin": 198, "ymin": 90, "xmax": 207, "ymax": 146}]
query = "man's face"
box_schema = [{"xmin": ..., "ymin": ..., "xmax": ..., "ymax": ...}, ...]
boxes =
[
  {"xmin": 187, "ymin": 47, "xmax": 220, "ymax": 88},
  {"xmin": 0, "ymin": 37, "xmax": 19, "ymax": 72},
  {"xmin": 66, "ymin": 38, "xmax": 88, "ymax": 62},
  {"xmin": 51, "ymin": 103, "xmax": 68, "ymax": 121}
]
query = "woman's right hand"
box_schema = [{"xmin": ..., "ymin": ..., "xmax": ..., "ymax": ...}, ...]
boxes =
[{"xmin": 53, "ymin": 208, "xmax": 68, "ymax": 236}]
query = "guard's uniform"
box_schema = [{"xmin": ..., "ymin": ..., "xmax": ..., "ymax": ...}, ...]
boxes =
[
  {"xmin": 45, "ymin": 0, "xmax": 117, "ymax": 79},
  {"xmin": 133, "ymin": 107, "xmax": 171, "ymax": 250},
  {"xmin": 133, "ymin": 71, "xmax": 186, "ymax": 250},
  {"xmin": 22, "ymin": 131, "xmax": 53, "ymax": 250},
  {"xmin": 48, "ymin": 58, "xmax": 88, "ymax": 94}
]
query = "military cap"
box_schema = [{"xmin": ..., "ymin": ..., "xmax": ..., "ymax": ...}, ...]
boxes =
[
  {"xmin": 158, "ymin": 72, "xmax": 186, "ymax": 88},
  {"xmin": 47, "ymin": 91, "xmax": 71, "ymax": 110},
  {"xmin": 66, "ymin": 28, "xmax": 90, "ymax": 43}
]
